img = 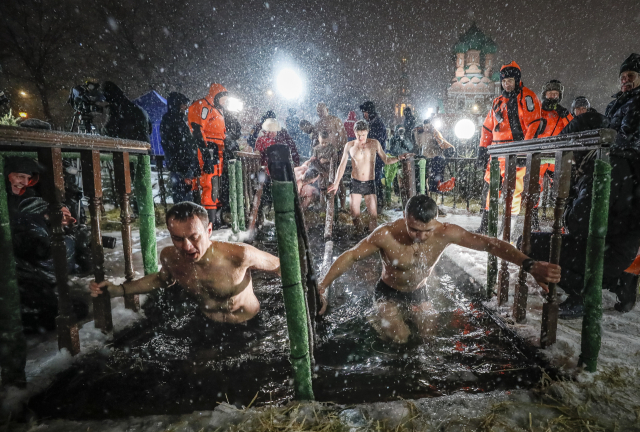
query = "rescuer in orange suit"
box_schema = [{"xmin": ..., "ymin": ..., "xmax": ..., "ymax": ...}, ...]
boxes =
[
  {"xmin": 476, "ymin": 61, "xmax": 542, "ymax": 234},
  {"xmin": 188, "ymin": 83, "xmax": 228, "ymax": 227},
  {"xmin": 525, "ymin": 80, "xmax": 573, "ymax": 230}
]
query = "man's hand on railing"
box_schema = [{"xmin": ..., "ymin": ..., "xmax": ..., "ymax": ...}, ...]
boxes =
[
  {"xmin": 528, "ymin": 261, "xmax": 561, "ymax": 293},
  {"xmin": 327, "ymin": 182, "xmax": 340, "ymax": 195},
  {"xmin": 89, "ymin": 280, "xmax": 122, "ymax": 298},
  {"xmin": 398, "ymin": 153, "xmax": 415, "ymax": 161}
]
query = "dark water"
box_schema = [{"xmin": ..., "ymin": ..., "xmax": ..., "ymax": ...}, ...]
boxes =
[{"xmin": 28, "ymin": 225, "xmax": 541, "ymax": 420}]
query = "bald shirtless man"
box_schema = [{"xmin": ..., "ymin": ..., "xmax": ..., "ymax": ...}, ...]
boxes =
[
  {"xmin": 89, "ymin": 202, "xmax": 280, "ymax": 323},
  {"xmin": 328, "ymin": 120, "xmax": 411, "ymax": 233},
  {"xmin": 318, "ymin": 195, "xmax": 561, "ymax": 343}
]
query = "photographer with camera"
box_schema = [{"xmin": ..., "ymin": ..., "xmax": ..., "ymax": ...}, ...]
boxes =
[{"xmin": 102, "ymin": 81, "xmax": 151, "ymax": 143}]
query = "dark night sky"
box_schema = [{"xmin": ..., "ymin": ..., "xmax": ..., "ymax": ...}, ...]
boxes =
[
  {"xmin": 192, "ymin": 0, "xmax": 640, "ymax": 122},
  {"xmin": 4, "ymin": 0, "xmax": 640, "ymax": 125}
]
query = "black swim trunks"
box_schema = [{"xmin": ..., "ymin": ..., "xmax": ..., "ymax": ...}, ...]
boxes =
[
  {"xmin": 350, "ymin": 178, "xmax": 376, "ymax": 196},
  {"xmin": 374, "ymin": 279, "xmax": 430, "ymax": 305}
]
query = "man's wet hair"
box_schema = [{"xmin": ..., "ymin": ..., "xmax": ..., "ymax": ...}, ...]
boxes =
[
  {"xmin": 405, "ymin": 195, "xmax": 438, "ymax": 223},
  {"xmin": 354, "ymin": 120, "xmax": 369, "ymax": 132},
  {"xmin": 166, "ymin": 202, "xmax": 209, "ymax": 227}
]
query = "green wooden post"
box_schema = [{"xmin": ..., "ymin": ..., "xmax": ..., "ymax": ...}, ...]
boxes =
[
  {"xmin": 486, "ymin": 158, "xmax": 500, "ymax": 297},
  {"xmin": 0, "ymin": 154, "xmax": 27, "ymax": 387},
  {"xmin": 235, "ymin": 160, "xmax": 246, "ymax": 231},
  {"xmin": 134, "ymin": 155, "xmax": 158, "ymax": 275},
  {"xmin": 579, "ymin": 159, "xmax": 611, "ymax": 372},
  {"xmin": 418, "ymin": 159, "xmax": 426, "ymax": 195},
  {"xmin": 272, "ymin": 180, "xmax": 314, "ymax": 400},
  {"xmin": 229, "ymin": 160, "xmax": 238, "ymax": 234}
]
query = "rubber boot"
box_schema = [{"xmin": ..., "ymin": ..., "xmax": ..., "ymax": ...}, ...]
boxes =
[
  {"xmin": 208, "ymin": 209, "xmax": 220, "ymax": 229},
  {"xmin": 476, "ymin": 210, "xmax": 489, "ymax": 234}
]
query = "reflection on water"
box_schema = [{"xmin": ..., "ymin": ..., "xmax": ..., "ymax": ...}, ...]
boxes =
[{"xmin": 28, "ymin": 226, "xmax": 540, "ymax": 420}]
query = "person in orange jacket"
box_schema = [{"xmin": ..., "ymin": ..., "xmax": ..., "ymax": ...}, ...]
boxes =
[
  {"xmin": 536, "ymin": 80, "xmax": 573, "ymax": 138},
  {"xmin": 476, "ymin": 61, "xmax": 542, "ymax": 234},
  {"xmin": 188, "ymin": 83, "xmax": 228, "ymax": 227}
]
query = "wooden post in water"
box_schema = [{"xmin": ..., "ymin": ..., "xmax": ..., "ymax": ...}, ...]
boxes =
[
  {"xmin": 156, "ymin": 155, "xmax": 168, "ymax": 213},
  {"xmin": 81, "ymin": 150, "xmax": 113, "ymax": 332},
  {"xmin": 324, "ymin": 159, "xmax": 335, "ymax": 240},
  {"xmin": 541, "ymin": 150, "xmax": 572, "ymax": 348},
  {"xmin": 113, "ymin": 152, "xmax": 139, "ymax": 311},
  {"xmin": 229, "ymin": 160, "xmax": 238, "ymax": 234},
  {"xmin": 486, "ymin": 158, "xmax": 500, "ymax": 298},
  {"xmin": 513, "ymin": 153, "xmax": 541, "ymax": 322},
  {"xmin": 235, "ymin": 159, "xmax": 246, "ymax": 231},
  {"xmin": 497, "ymin": 155, "xmax": 517, "ymax": 306},
  {"xmin": 400, "ymin": 156, "xmax": 416, "ymax": 207},
  {"xmin": 38, "ymin": 147, "xmax": 80, "ymax": 354}
]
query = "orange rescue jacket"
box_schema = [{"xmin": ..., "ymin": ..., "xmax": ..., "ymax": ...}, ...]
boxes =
[
  {"xmin": 480, "ymin": 85, "xmax": 542, "ymax": 148},
  {"xmin": 536, "ymin": 109, "xmax": 573, "ymax": 138},
  {"xmin": 188, "ymin": 83, "xmax": 227, "ymax": 148}
]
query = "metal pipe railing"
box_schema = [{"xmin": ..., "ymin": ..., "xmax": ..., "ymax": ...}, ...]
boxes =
[
  {"xmin": 0, "ymin": 125, "xmax": 151, "ymax": 381},
  {"xmin": 487, "ymin": 128, "xmax": 615, "ymax": 353}
]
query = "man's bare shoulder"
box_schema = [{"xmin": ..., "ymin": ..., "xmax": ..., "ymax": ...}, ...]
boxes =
[
  {"xmin": 369, "ymin": 220, "xmax": 401, "ymax": 245},
  {"xmin": 439, "ymin": 222, "xmax": 471, "ymax": 241},
  {"xmin": 160, "ymin": 245, "xmax": 178, "ymax": 263}
]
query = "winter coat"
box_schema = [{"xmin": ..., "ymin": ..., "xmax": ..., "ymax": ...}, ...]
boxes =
[
  {"xmin": 160, "ymin": 92, "xmax": 200, "ymax": 178},
  {"xmin": 187, "ymin": 83, "xmax": 228, "ymax": 175},
  {"xmin": 403, "ymin": 111, "xmax": 417, "ymax": 144},
  {"xmin": 536, "ymin": 104, "xmax": 573, "ymax": 138},
  {"xmin": 255, "ymin": 129, "xmax": 300, "ymax": 175},
  {"xmin": 102, "ymin": 81, "xmax": 151, "ymax": 143},
  {"xmin": 224, "ymin": 113, "xmax": 242, "ymax": 153},
  {"xmin": 367, "ymin": 112, "xmax": 387, "ymax": 177},
  {"xmin": 560, "ymin": 108, "xmax": 610, "ymax": 135},
  {"xmin": 344, "ymin": 111, "xmax": 357, "ymax": 139},
  {"xmin": 605, "ymin": 86, "xmax": 640, "ymax": 150},
  {"xmin": 563, "ymin": 149, "xmax": 640, "ymax": 278},
  {"xmin": 388, "ymin": 126, "xmax": 413, "ymax": 157}
]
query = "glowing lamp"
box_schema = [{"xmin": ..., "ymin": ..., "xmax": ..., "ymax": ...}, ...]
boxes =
[
  {"xmin": 432, "ymin": 118, "xmax": 443, "ymax": 130},
  {"xmin": 455, "ymin": 119, "xmax": 476, "ymax": 139},
  {"xmin": 276, "ymin": 68, "xmax": 303, "ymax": 100},
  {"xmin": 19, "ymin": 112, "xmax": 28, "ymax": 118},
  {"xmin": 226, "ymin": 97, "xmax": 243, "ymax": 112}
]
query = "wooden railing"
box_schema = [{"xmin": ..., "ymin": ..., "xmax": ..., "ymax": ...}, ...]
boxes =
[
  {"xmin": 0, "ymin": 125, "xmax": 152, "ymax": 385},
  {"xmin": 486, "ymin": 128, "xmax": 615, "ymax": 348}
]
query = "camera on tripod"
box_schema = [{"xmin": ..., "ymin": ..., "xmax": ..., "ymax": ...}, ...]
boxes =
[{"xmin": 67, "ymin": 81, "xmax": 104, "ymax": 134}]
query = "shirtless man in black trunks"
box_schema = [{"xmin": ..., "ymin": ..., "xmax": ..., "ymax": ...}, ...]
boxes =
[
  {"xmin": 90, "ymin": 202, "xmax": 281, "ymax": 324},
  {"xmin": 318, "ymin": 195, "xmax": 561, "ymax": 343},
  {"xmin": 328, "ymin": 120, "xmax": 411, "ymax": 233}
]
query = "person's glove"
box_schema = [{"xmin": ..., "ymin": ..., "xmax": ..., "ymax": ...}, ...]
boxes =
[{"xmin": 556, "ymin": 106, "xmax": 570, "ymax": 119}]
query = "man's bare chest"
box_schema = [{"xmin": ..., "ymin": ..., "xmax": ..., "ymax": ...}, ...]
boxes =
[
  {"xmin": 168, "ymin": 260, "xmax": 246, "ymax": 299},
  {"xmin": 382, "ymin": 241, "xmax": 446, "ymax": 272}
]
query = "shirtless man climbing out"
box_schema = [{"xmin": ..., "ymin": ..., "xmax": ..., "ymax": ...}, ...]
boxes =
[
  {"xmin": 318, "ymin": 195, "xmax": 561, "ymax": 343},
  {"xmin": 90, "ymin": 202, "xmax": 280, "ymax": 324},
  {"xmin": 328, "ymin": 120, "xmax": 411, "ymax": 233}
]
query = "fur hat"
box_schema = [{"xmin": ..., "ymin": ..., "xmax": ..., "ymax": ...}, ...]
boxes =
[
  {"xmin": 620, "ymin": 53, "xmax": 640, "ymax": 75},
  {"xmin": 262, "ymin": 118, "xmax": 281, "ymax": 133},
  {"xmin": 542, "ymin": 80, "xmax": 564, "ymax": 102}
]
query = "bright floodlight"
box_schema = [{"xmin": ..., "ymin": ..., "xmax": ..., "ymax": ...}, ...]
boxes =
[
  {"xmin": 276, "ymin": 68, "xmax": 303, "ymax": 100},
  {"xmin": 226, "ymin": 97, "xmax": 243, "ymax": 112},
  {"xmin": 425, "ymin": 107, "xmax": 434, "ymax": 119},
  {"xmin": 455, "ymin": 118, "xmax": 476, "ymax": 139},
  {"xmin": 432, "ymin": 118, "xmax": 443, "ymax": 130}
]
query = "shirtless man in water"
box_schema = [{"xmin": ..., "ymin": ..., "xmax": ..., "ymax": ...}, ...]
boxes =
[
  {"xmin": 328, "ymin": 120, "xmax": 411, "ymax": 233},
  {"xmin": 318, "ymin": 195, "xmax": 561, "ymax": 343},
  {"xmin": 90, "ymin": 202, "xmax": 280, "ymax": 323}
]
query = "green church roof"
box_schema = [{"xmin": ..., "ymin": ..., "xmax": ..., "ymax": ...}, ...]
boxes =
[{"xmin": 453, "ymin": 23, "xmax": 498, "ymax": 54}]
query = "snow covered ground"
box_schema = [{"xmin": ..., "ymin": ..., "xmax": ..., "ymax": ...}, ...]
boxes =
[{"xmin": 3, "ymin": 210, "xmax": 639, "ymax": 430}]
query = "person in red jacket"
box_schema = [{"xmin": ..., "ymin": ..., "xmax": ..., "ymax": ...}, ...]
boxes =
[
  {"xmin": 187, "ymin": 83, "xmax": 228, "ymax": 227},
  {"xmin": 344, "ymin": 110, "xmax": 357, "ymax": 141},
  {"xmin": 476, "ymin": 61, "xmax": 542, "ymax": 233}
]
